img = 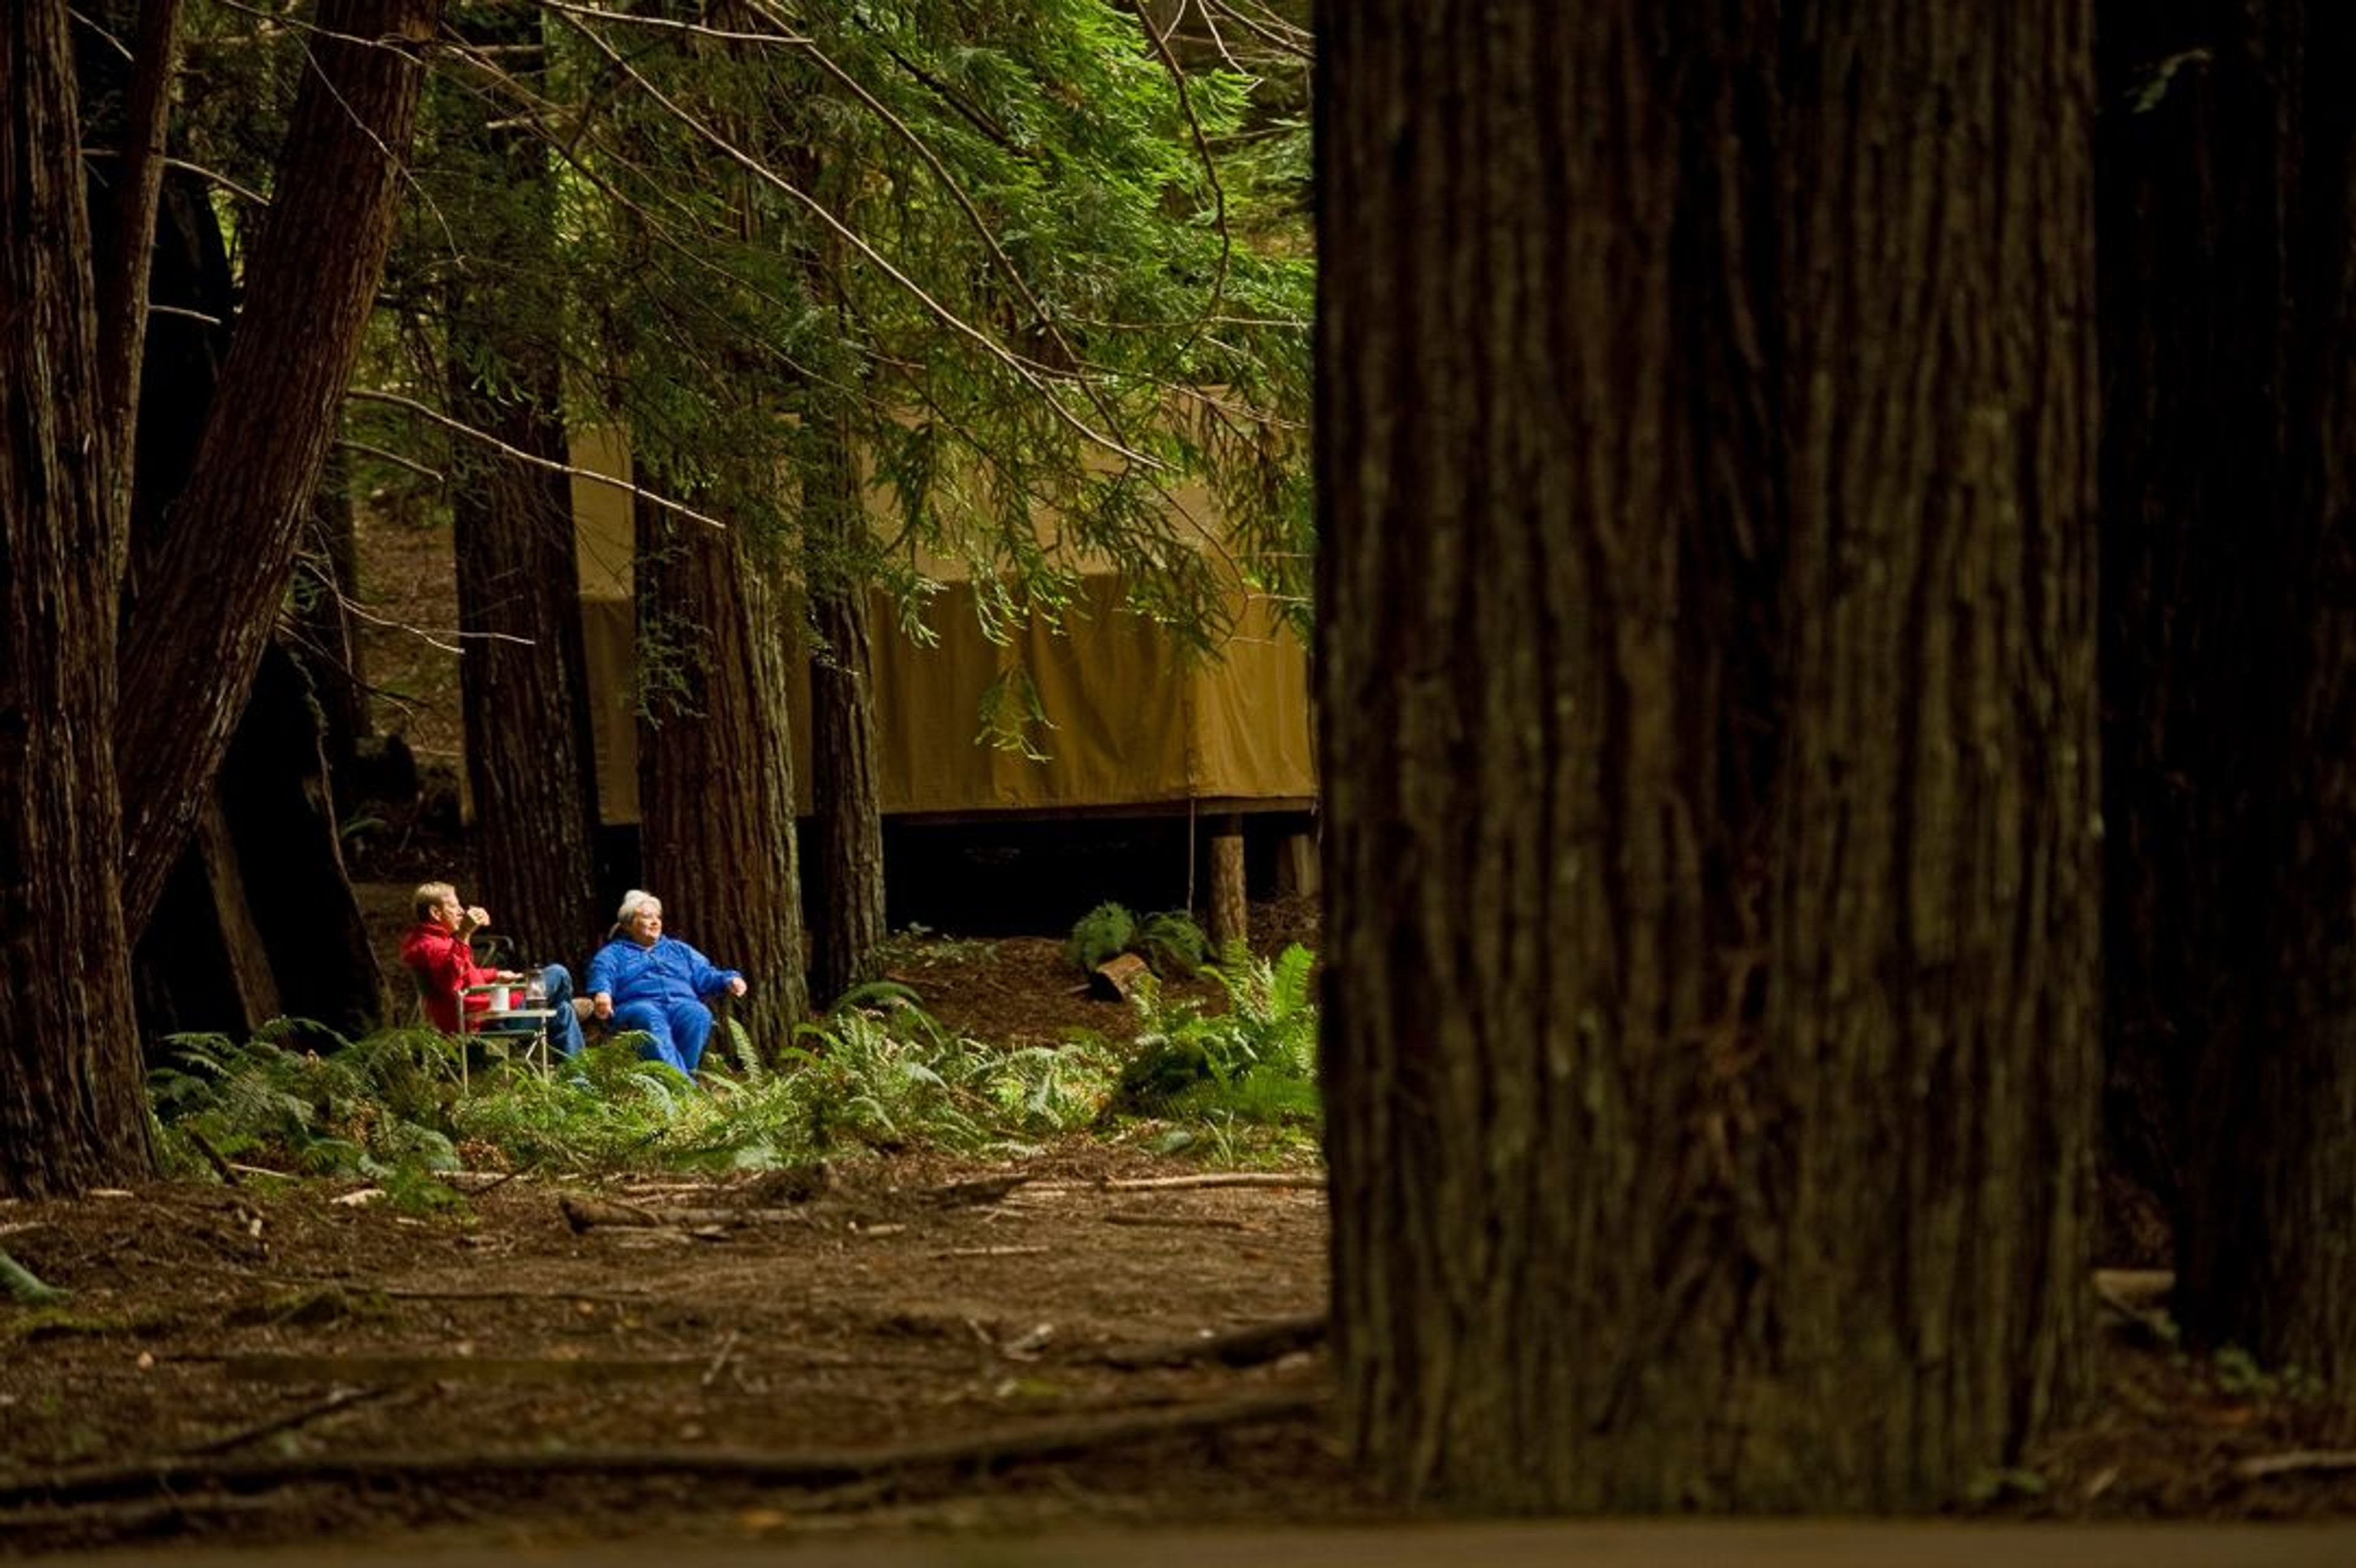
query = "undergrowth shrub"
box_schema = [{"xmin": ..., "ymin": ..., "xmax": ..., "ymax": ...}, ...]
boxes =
[
  {"xmin": 1064, "ymin": 902, "xmax": 1208, "ymax": 977},
  {"xmin": 1107, "ymin": 943, "xmax": 1320, "ymax": 1126},
  {"xmin": 148, "ymin": 988, "xmax": 1123, "ymax": 1183}
]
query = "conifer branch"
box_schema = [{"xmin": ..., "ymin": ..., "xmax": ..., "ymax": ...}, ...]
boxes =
[
  {"xmin": 1128, "ymin": 0, "xmax": 1234, "ymax": 337},
  {"xmin": 345, "ymin": 388, "xmax": 730, "ymax": 531},
  {"xmin": 550, "ymin": 4, "xmax": 1169, "ymax": 475}
]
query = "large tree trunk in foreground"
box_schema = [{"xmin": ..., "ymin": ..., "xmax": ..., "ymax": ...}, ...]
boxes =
[
  {"xmin": 634, "ymin": 489, "xmax": 812, "ymax": 1052},
  {"xmin": 444, "ymin": 4, "xmax": 603, "ymax": 967},
  {"xmin": 805, "ymin": 415, "xmax": 886, "ymax": 1007},
  {"xmin": 1316, "ymin": 0, "xmax": 2098, "ymax": 1510},
  {"xmin": 0, "ymin": 0, "xmax": 152, "ymax": 1196},
  {"xmin": 115, "ymin": 0, "xmax": 442, "ymax": 937},
  {"xmin": 2101, "ymin": 0, "xmax": 2356, "ymax": 1386}
]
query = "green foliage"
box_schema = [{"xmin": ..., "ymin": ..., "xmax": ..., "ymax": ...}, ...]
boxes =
[
  {"xmin": 1137, "ymin": 909, "xmax": 1209, "ymax": 977},
  {"xmin": 1109, "ymin": 943, "xmax": 1318, "ymax": 1125},
  {"xmin": 1064, "ymin": 902, "xmax": 1207, "ymax": 977},
  {"xmin": 1065, "ymin": 901, "xmax": 1137, "ymax": 971},
  {"xmin": 1, "ymin": 1249, "xmax": 69, "ymax": 1307},
  {"xmin": 2209, "ymin": 1343, "xmax": 2326, "ymax": 1404},
  {"xmin": 148, "ymin": 998, "xmax": 1123, "ymax": 1184}
]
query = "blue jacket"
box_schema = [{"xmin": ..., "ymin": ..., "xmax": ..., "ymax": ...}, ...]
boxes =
[{"xmin": 587, "ymin": 935, "xmax": 741, "ymax": 1010}]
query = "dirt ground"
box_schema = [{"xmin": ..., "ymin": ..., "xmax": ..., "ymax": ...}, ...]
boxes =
[
  {"xmin": 12, "ymin": 1148, "xmax": 2356, "ymax": 1560},
  {"xmin": 13, "ymin": 911, "xmax": 2356, "ymax": 1555}
]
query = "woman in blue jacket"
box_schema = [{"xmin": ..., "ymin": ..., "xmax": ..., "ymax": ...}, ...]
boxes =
[{"xmin": 587, "ymin": 889, "xmax": 747, "ymax": 1075}]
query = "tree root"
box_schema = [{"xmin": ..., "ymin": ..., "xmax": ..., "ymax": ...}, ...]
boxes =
[{"xmin": 0, "ymin": 1389, "xmax": 1323, "ymax": 1510}]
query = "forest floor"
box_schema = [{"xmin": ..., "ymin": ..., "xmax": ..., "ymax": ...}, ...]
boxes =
[
  {"xmin": 9, "ymin": 923, "xmax": 2356, "ymax": 1556},
  {"xmin": 17, "ymin": 489, "xmax": 2346, "ymax": 1558}
]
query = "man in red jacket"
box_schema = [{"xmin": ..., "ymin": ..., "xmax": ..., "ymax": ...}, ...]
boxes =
[{"xmin": 399, "ymin": 882, "xmax": 585, "ymax": 1059}]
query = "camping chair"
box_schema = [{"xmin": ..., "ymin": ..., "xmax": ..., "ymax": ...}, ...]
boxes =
[{"xmin": 406, "ymin": 966, "xmax": 559, "ymax": 1088}]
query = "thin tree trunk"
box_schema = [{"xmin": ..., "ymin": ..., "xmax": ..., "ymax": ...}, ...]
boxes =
[
  {"xmin": 115, "ymin": 0, "xmax": 442, "ymax": 937},
  {"xmin": 444, "ymin": 4, "xmax": 604, "ymax": 967},
  {"xmin": 0, "ymin": 0, "xmax": 152, "ymax": 1197},
  {"xmin": 806, "ymin": 413, "xmax": 886, "ymax": 1006},
  {"xmin": 294, "ymin": 448, "xmax": 371, "ymax": 786},
  {"xmin": 634, "ymin": 485, "xmax": 812, "ymax": 1051},
  {"xmin": 1316, "ymin": 0, "xmax": 2098, "ymax": 1510},
  {"xmin": 2101, "ymin": 0, "xmax": 2356, "ymax": 1386},
  {"xmin": 221, "ymin": 642, "xmax": 390, "ymax": 1039}
]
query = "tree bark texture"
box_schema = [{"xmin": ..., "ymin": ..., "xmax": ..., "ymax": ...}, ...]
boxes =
[
  {"xmin": 805, "ymin": 414, "xmax": 887, "ymax": 1007},
  {"xmin": 115, "ymin": 0, "xmax": 442, "ymax": 937},
  {"xmin": 2099, "ymin": 0, "xmax": 2356, "ymax": 1385},
  {"xmin": 0, "ymin": 0, "xmax": 153, "ymax": 1197},
  {"xmin": 442, "ymin": 4, "xmax": 604, "ymax": 967},
  {"xmin": 634, "ymin": 491, "xmax": 812, "ymax": 1051},
  {"xmin": 1317, "ymin": 0, "xmax": 2100, "ymax": 1510},
  {"xmin": 1206, "ymin": 817, "xmax": 1247, "ymax": 953}
]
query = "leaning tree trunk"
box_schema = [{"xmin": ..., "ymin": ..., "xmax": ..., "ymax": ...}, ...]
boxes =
[
  {"xmin": 443, "ymin": 3, "xmax": 604, "ymax": 966},
  {"xmin": 115, "ymin": 0, "xmax": 442, "ymax": 938},
  {"xmin": 1316, "ymin": 0, "xmax": 2099, "ymax": 1511},
  {"xmin": 0, "ymin": 0, "xmax": 152, "ymax": 1196},
  {"xmin": 634, "ymin": 486, "xmax": 812, "ymax": 1051},
  {"xmin": 804, "ymin": 410, "xmax": 887, "ymax": 1006},
  {"xmin": 2100, "ymin": 0, "xmax": 2356, "ymax": 1386}
]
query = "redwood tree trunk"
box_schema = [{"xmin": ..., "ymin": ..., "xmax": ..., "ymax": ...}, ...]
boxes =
[
  {"xmin": 805, "ymin": 414, "xmax": 886, "ymax": 1006},
  {"xmin": 0, "ymin": 0, "xmax": 152, "ymax": 1196},
  {"xmin": 635, "ymin": 488, "xmax": 812, "ymax": 1052},
  {"xmin": 442, "ymin": 4, "xmax": 603, "ymax": 967},
  {"xmin": 1317, "ymin": 0, "xmax": 2098, "ymax": 1510},
  {"xmin": 116, "ymin": 0, "xmax": 442, "ymax": 936},
  {"xmin": 2100, "ymin": 0, "xmax": 2356, "ymax": 1384}
]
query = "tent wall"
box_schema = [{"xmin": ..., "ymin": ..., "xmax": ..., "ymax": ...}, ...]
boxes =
[{"xmin": 567, "ymin": 430, "xmax": 1316, "ymax": 827}]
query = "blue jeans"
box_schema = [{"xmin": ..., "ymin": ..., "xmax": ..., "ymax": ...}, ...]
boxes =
[
  {"xmin": 480, "ymin": 964, "xmax": 586, "ymax": 1061},
  {"xmin": 610, "ymin": 996, "xmax": 715, "ymax": 1076}
]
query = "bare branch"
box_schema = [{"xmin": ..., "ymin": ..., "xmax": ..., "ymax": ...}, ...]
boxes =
[
  {"xmin": 1126, "ymin": 0, "xmax": 1233, "ymax": 342},
  {"xmin": 346, "ymin": 387, "xmax": 730, "ymax": 531}
]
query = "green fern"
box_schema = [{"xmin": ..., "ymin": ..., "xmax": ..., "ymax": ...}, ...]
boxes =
[
  {"xmin": 1064, "ymin": 901, "xmax": 1137, "ymax": 972},
  {"xmin": 1138, "ymin": 910, "xmax": 1209, "ymax": 977},
  {"xmin": 1111, "ymin": 943, "xmax": 1320, "ymax": 1122}
]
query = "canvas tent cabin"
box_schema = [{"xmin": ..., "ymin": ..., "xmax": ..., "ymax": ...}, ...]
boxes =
[{"xmin": 566, "ymin": 429, "xmax": 1317, "ymax": 934}]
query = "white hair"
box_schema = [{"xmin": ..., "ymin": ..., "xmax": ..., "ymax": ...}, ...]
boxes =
[{"xmin": 617, "ymin": 889, "xmax": 661, "ymax": 923}]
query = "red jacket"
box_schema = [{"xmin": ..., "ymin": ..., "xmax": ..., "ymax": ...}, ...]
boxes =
[{"xmin": 400, "ymin": 922, "xmax": 498, "ymax": 1034}]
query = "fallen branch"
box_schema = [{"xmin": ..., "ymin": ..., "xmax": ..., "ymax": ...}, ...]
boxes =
[
  {"xmin": 1100, "ymin": 1173, "xmax": 1323, "ymax": 1192},
  {"xmin": 2234, "ymin": 1450, "xmax": 2356, "ymax": 1481},
  {"xmin": 1097, "ymin": 1314, "xmax": 1327, "ymax": 1371},
  {"xmin": 175, "ymin": 1386, "xmax": 391, "ymax": 1458},
  {"xmin": 0, "ymin": 1390, "xmax": 1323, "ymax": 1508},
  {"xmin": 917, "ymin": 1174, "xmax": 1032, "ymax": 1208},
  {"xmin": 561, "ymin": 1194, "xmax": 810, "ymax": 1232},
  {"xmin": 931, "ymin": 1246, "xmax": 1050, "ymax": 1259},
  {"xmin": 1104, "ymin": 1212, "xmax": 1251, "ymax": 1231},
  {"xmin": 182, "ymin": 1127, "xmax": 241, "ymax": 1187},
  {"xmin": 559, "ymin": 1194, "xmax": 661, "ymax": 1232}
]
